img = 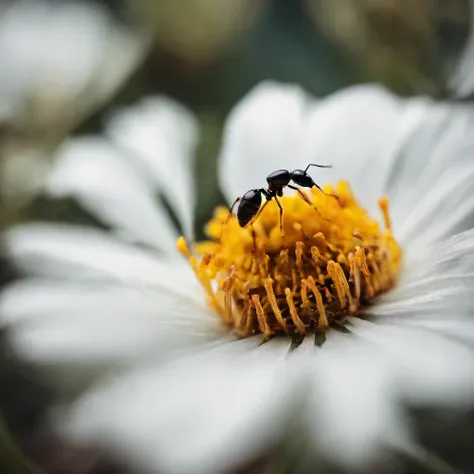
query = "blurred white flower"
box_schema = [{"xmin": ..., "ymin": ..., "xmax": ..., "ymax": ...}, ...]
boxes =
[
  {"xmin": 0, "ymin": 0, "xmax": 146, "ymax": 129},
  {"xmin": 1, "ymin": 83, "xmax": 474, "ymax": 474},
  {"xmin": 0, "ymin": 0, "xmax": 148, "ymax": 207}
]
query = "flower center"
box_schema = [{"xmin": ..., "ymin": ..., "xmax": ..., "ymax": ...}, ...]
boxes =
[{"xmin": 178, "ymin": 181, "xmax": 402, "ymax": 340}]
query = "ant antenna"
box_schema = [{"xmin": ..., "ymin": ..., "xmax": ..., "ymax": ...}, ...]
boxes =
[
  {"xmin": 312, "ymin": 182, "xmax": 341, "ymax": 205},
  {"xmin": 271, "ymin": 196, "xmax": 288, "ymax": 249},
  {"xmin": 304, "ymin": 163, "xmax": 332, "ymax": 173}
]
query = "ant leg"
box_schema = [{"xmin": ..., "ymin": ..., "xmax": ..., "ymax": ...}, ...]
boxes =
[
  {"xmin": 228, "ymin": 197, "xmax": 242, "ymax": 214},
  {"xmin": 245, "ymin": 199, "xmax": 269, "ymax": 228},
  {"xmin": 304, "ymin": 163, "xmax": 332, "ymax": 173},
  {"xmin": 273, "ymin": 195, "xmax": 288, "ymax": 248},
  {"xmin": 311, "ymin": 182, "xmax": 341, "ymax": 205},
  {"xmin": 219, "ymin": 197, "xmax": 241, "ymax": 242},
  {"xmin": 245, "ymin": 200, "xmax": 269, "ymax": 254},
  {"xmin": 287, "ymin": 184, "xmax": 329, "ymax": 221},
  {"xmin": 250, "ymin": 225, "xmax": 257, "ymax": 253}
]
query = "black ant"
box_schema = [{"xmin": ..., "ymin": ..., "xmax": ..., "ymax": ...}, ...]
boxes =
[{"xmin": 223, "ymin": 164, "xmax": 338, "ymax": 246}]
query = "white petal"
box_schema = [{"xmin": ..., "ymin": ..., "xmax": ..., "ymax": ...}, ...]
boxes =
[
  {"xmin": 347, "ymin": 319, "xmax": 474, "ymax": 408},
  {"xmin": 305, "ymin": 93, "xmax": 474, "ymax": 238},
  {"xmin": 106, "ymin": 97, "xmax": 198, "ymax": 239},
  {"xmin": 58, "ymin": 345, "xmax": 303, "ymax": 474},
  {"xmin": 384, "ymin": 104, "xmax": 474, "ymax": 248},
  {"xmin": 0, "ymin": 279, "xmax": 226, "ymax": 371},
  {"xmin": 218, "ymin": 81, "xmax": 310, "ymax": 204},
  {"xmin": 372, "ymin": 229, "xmax": 474, "ymax": 345},
  {"xmin": 3, "ymin": 223, "xmax": 199, "ymax": 299},
  {"xmin": 1, "ymin": 224, "xmax": 229, "ymax": 386},
  {"xmin": 382, "ymin": 319, "xmax": 474, "ymax": 346},
  {"xmin": 301, "ymin": 86, "xmax": 429, "ymax": 213},
  {"xmin": 252, "ymin": 336, "xmax": 292, "ymax": 357},
  {"xmin": 0, "ymin": 280, "xmax": 230, "ymax": 393},
  {"xmin": 353, "ymin": 228, "xmax": 474, "ymax": 407},
  {"xmin": 301, "ymin": 339, "xmax": 409, "ymax": 468},
  {"xmin": 47, "ymin": 137, "xmax": 178, "ymax": 252}
]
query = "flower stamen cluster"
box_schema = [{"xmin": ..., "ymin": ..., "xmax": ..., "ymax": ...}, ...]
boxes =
[{"xmin": 178, "ymin": 181, "xmax": 402, "ymax": 340}]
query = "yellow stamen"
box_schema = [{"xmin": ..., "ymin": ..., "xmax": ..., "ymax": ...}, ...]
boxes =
[
  {"xmin": 222, "ymin": 266, "xmax": 236, "ymax": 324},
  {"xmin": 178, "ymin": 180, "xmax": 402, "ymax": 339},
  {"xmin": 252, "ymin": 294, "xmax": 272, "ymax": 340},
  {"xmin": 306, "ymin": 276, "xmax": 328, "ymax": 330},
  {"xmin": 301, "ymin": 279, "xmax": 311, "ymax": 307},
  {"xmin": 378, "ymin": 196, "xmax": 391, "ymax": 231},
  {"xmin": 176, "ymin": 236, "xmax": 191, "ymax": 257},
  {"xmin": 264, "ymin": 278, "xmax": 287, "ymax": 333},
  {"xmin": 295, "ymin": 241, "xmax": 304, "ymax": 267},
  {"xmin": 285, "ymin": 288, "xmax": 306, "ymax": 334}
]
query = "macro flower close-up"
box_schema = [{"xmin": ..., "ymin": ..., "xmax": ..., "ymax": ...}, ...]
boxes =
[{"xmin": 1, "ymin": 81, "xmax": 473, "ymax": 473}]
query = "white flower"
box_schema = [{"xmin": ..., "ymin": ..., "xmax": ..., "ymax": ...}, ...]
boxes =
[
  {"xmin": 1, "ymin": 83, "xmax": 474, "ymax": 474},
  {"xmin": 0, "ymin": 0, "xmax": 146, "ymax": 127},
  {"xmin": 0, "ymin": 0, "xmax": 148, "ymax": 207}
]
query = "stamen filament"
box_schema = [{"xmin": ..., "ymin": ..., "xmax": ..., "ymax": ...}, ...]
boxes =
[
  {"xmin": 252, "ymin": 294, "xmax": 272, "ymax": 339},
  {"xmin": 264, "ymin": 278, "xmax": 287, "ymax": 332},
  {"xmin": 285, "ymin": 288, "xmax": 306, "ymax": 334}
]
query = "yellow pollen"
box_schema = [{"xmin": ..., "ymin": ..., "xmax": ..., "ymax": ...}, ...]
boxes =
[{"xmin": 178, "ymin": 181, "xmax": 402, "ymax": 340}]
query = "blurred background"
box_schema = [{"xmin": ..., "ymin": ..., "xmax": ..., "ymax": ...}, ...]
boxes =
[{"xmin": 0, "ymin": 0, "xmax": 473, "ymax": 472}]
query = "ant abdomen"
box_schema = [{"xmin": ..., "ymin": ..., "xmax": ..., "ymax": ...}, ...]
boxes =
[{"xmin": 237, "ymin": 190, "xmax": 262, "ymax": 227}]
